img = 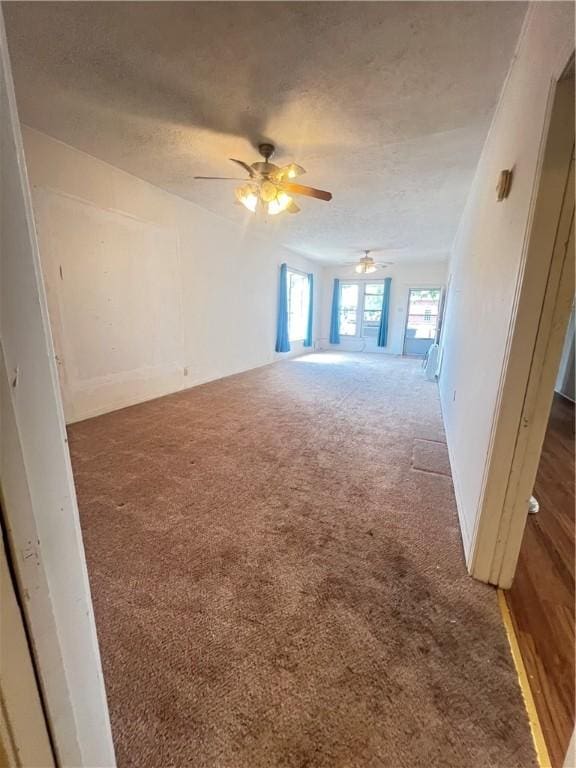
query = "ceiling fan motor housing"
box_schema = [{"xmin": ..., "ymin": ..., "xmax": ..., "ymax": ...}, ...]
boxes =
[
  {"xmin": 258, "ymin": 142, "xmax": 275, "ymax": 162},
  {"xmin": 252, "ymin": 161, "xmax": 277, "ymax": 176}
]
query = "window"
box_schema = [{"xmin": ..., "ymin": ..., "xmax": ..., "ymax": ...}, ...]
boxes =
[
  {"xmin": 362, "ymin": 283, "xmax": 385, "ymax": 337},
  {"xmin": 339, "ymin": 283, "xmax": 359, "ymax": 336},
  {"xmin": 339, "ymin": 281, "xmax": 384, "ymax": 337},
  {"xmin": 287, "ymin": 269, "xmax": 309, "ymax": 342}
]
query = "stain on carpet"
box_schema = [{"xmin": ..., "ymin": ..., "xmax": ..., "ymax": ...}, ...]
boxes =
[{"xmin": 68, "ymin": 353, "xmax": 536, "ymax": 768}]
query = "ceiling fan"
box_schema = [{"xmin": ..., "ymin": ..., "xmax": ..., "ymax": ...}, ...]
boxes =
[
  {"xmin": 344, "ymin": 250, "xmax": 393, "ymax": 274},
  {"xmin": 194, "ymin": 143, "xmax": 333, "ymax": 216}
]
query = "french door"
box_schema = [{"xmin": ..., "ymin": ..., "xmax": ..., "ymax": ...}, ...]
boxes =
[
  {"xmin": 403, "ymin": 288, "xmax": 442, "ymax": 356},
  {"xmin": 339, "ymin": 281, "xmax": 385, "ymax": 340}
]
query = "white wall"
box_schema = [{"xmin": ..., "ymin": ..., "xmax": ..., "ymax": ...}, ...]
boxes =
[
  {"xmin": 439, "ymin": 3, "xmax": 574, "ymax": 556},
  {"xmin": 318, "ymin": 261, "xmax": 447, "ymax": 354},
  {"xmin": 22, "ymin": 128, "xmax": 322, "ymax": 423}
]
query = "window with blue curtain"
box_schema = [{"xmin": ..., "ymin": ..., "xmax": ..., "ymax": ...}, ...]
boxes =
[
  {"xmin": 277, "ymin": 265, "xmax": 315, "ymax": 352},
  {"xmin": 377, "ymin": 277, "xmax": 392, "ymax": 347},
  {"xmin": 287, "ymin": 269, "xmax": 309, "ymax": 342},
  {"xmin": 275, "ymin": 263, "xmax": 290, "ymax": 353},
  {"xmin": 329, "ymin": 278, "xmax": 341, "ymax": 344}
]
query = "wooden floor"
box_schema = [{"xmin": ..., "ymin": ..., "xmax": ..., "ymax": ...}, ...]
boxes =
[{"xmin": 506, "ymin": 393, "xmax": 575, "ymax": 768}]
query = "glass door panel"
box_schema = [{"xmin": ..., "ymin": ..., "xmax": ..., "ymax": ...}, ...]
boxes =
[
  {"xmin": 339, "ymin": 283, "xmax": 360, "ymax": 336},
  {"xmin": 403, "ymin": 288, "xmax": 441, "ymax": 356},
  {"xmin": 362, "ymin": 283, "xmax": 384, "ymax": 337}
]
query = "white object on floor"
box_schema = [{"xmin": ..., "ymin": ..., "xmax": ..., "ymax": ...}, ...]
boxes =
[
  {"xmin": 424, "ymin": 343, "xmax": 440, "ymax": 380},
  {"xmin": 528, "ymin": 496, "xmax": 540, "ymax": 514}
]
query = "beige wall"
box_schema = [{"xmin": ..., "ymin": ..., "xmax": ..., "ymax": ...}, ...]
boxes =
[
  {"xmin": 23, "ymin": 128, "xmax": 322, "ymax": 423},
  {"xmin": 439, "ymin": 3, "xmax": 574, "ymax": 557}
]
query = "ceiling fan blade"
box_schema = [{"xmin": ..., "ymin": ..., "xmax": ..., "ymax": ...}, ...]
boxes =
[
  {"xmin": 229, "ymin": 158, "xmax": 255, "ymax": 177},
  {"xmin": 194, "ymin": 176, "xmax": 245, "ymax": 180},
  {"xmin": 280, "ymin": 182, "xmax": 332, "ymax": 202},
  {"xmin": 287, "ymin": 200, "xmax": 300, "ymax": 214}
]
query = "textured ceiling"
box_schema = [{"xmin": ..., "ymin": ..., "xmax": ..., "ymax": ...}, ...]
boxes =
[{"xmin": 4, "ymin": 2, "xmax": 526, "ymax": 264}]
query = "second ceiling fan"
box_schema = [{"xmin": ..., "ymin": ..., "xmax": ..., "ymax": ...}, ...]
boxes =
[
  {"xmin": 194, "ymin": 143, "xmax": 333, "ymax": 216},
  {"xmin": 344, "ymin": 250, "xmax": 393, "ymax": 274}
]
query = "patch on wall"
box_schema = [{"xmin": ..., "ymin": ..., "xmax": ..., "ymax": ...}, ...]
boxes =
[
  {"xmin": 411, "ymin": 438, "xmax": 451, "ymax": 477},
  {"xmin": 40, "ymin": 192, "xmax": 182, "ymax": 380},
  {"xmin": 33, "ymin": 188, "xmax": 184, "ymax": 420}
]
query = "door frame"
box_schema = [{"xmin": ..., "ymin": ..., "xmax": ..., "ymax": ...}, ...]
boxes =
[
  {"xmin": 469, "ymin": 60, "xmax": 575, "ymax": 587},
  {"xmin": 0, "ymin": 11, "xmax": 115, "ymax": 765},
  {"xmin": 0, "ymin": 527, "xmax": 54, "ymax": 766},
  {"xmin": 338, "ymin": 278, "xmax": 387, "ymax": 340},
  {"xmin": 402, "ymin": 285, "xmax": 443, "ymax": 356}
]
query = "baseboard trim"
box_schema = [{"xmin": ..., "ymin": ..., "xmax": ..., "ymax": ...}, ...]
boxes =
[
  {"xmin": 66, "ymin": 350, "xmax": 316, "ymax": 425},
  {"xmin": 438, "ymin": 390, "xmax": 472, "ymax": 565}
]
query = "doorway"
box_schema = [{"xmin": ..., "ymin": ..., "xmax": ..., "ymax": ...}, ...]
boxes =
[
  {"xmin": 504, "ymin": 312, "xmax": 575, "ymax": 766},
  {"xmin": 403, "ymin": 287, "xmax": 442, "ymax": 356},
  {"xmin": 339, "ymin": 280, "xmax": 387, "ymax": 341},
  {"xmin": 468, "ymin": 67, "xmax": 575, "ymax": 588}
]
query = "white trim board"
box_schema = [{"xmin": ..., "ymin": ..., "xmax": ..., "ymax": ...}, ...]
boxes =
[
  {"xmin": 0, "ymin": 10, "xmax": 115, "ymax": 764},
  {"xmin": 472, "ymin": 74, "xmax": 574, "ymax": 587}
]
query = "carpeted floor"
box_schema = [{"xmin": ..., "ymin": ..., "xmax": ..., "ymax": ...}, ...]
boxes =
[{"xmin": 69, "ymin": 353, "xmax": 536, "ymax": 768}]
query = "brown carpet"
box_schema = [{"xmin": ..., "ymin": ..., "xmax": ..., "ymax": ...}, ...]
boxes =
[{"xmin": 69, "ymin": 353, "xmax": 536, "ymax": 768}]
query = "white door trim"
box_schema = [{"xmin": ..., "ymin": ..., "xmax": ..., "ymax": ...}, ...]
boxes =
[
  {"xmin": 0, "ymin": 10, "xmax": 115, "ymax": 765},
  {"xmin": 492, "ymin": 164, "xmax": 573, "ymax": 588},
  {"xmin": 0, "ymin": 531, "xmax": 55, "ymax": 767},
  {"xmin": 469, "ymin": 66, "xmax": 575, "ymax": 587}
]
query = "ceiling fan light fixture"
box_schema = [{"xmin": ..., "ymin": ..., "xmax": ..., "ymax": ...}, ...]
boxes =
[
  {"xmin": 235, "ymin": 184, "xmax": 259, "ymax": 213},
  {"xmin": 355, "ymin": 263, "xmax": 377, "ymax": 274},
  {"xmin": 284, "ymin": 163, "xmax": 305, "ymax": 179},
  {"xmin": 260, "ymin": 180, "xmax": 278, "ymax": 203},
  {"xmin": 355, "ymin": 252, "xmax": 378, "ymax": 274},
  {"xmin": 222, "ymin": 145, "xmax": 331, "ymax": 217},
  {"xmin": 235, "ymin": 182, "xmax": 294, "ymax": 216},
  {"xmin": 267, "ymin": 191, "xmax": 293, "ymax": 216}
]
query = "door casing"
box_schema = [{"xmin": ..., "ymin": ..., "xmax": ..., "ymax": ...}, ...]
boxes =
[
  {"xmin": 469, "ymin": 65, "xmax": 575, "ymax": 588},
  {"xmin": 0, "ymin": 10, "xmax": 115, "ymax": 765},
  {"xmin": 0, "ymin": 530, "xmax": 54, "ymax": 767}
]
